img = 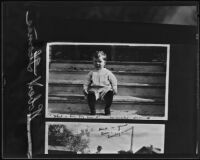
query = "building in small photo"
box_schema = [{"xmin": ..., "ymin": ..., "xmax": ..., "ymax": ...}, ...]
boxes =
[{"xmin": 135, "ymin": 145, "xmax": 161, "ymax": 154}]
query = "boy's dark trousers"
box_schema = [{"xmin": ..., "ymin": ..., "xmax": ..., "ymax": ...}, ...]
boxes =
[{"xmin": 87, "ymin": 91, "xmax": 113, "ymax": 115}]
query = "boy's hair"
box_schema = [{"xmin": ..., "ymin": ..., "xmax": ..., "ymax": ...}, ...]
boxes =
[{"xmin": 93, "ymin": 51, "xmax": 107, "ymax": 61}]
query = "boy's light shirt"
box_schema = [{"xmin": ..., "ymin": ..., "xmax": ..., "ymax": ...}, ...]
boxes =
[{"xmin": 83, "ymin": 68, "xmax": 117, "ymax": 100}]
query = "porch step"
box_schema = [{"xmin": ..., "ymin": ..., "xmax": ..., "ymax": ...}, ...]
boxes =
[
  {"xmin": 49, "ymin": 93, "xmax": 163, "ymax": 103},
  {"xmin": 48, "ymin": 80, "xmax": 165, "ymax": 98},
  {"xmin": 48, "ymin": 94, "xmax": 164, "ymax": 117},
  {"xmin": 50, "ymin": 60, "xmax": 166, "ymax": 72},
  {"xmin": 49, "ymin": 70, "xmax": 166, "ymax": 84}
]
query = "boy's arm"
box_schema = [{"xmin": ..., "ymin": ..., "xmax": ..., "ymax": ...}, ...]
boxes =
[
  {"xmin": 83, "ymin": 71, "xmax": 92, "ymax": 94},
  {"xmin": 108, "ymin": 71, "xmax": 118, "ymax": 95}
]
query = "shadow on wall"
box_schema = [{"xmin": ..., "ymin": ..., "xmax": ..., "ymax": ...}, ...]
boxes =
[
  {"xmin": 161, "ymin": 6, "xmax": 197, "ymax": 25},
  {"xmin": 47, "ymin": 5, "xmax": 197, "ymax": 25}
]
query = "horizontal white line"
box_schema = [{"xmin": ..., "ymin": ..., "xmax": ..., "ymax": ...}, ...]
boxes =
[{"xmin": 47, "ymin": 42, "xmax": 170, "ymax": 47}]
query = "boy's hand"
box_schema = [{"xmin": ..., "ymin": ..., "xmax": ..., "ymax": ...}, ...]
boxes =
[
  {"xmin": 113, "ymin": 89, "xmax": 117, "ymax": 95},
  {"xmin": 113, "ymin": 86, "xmax": 117, "ymax": 95},
  {"xmin": 83, "ymin": 89, "xmax": 88, "ymax": 96}
]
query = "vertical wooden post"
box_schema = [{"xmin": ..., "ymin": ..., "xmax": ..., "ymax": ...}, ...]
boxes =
[
  {"xmin": 111, "ymin": 46, "xmax": 116, "ymax": 61},
  {"xmin": 75, "ymin": 45, "xmax": 80, "ymax": 60},
  {"xmin": 130, "ymin": 126, "xmax": 134, "ymax": 153}
]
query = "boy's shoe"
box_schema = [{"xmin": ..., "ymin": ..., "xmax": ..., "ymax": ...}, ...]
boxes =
[
  {"xmin": 90, "ymin": 111, "xmax": 96, "ymax": 115},
  {"xmin": 105, "ymin": 108, "xmax": 111, "ymax": 115}
]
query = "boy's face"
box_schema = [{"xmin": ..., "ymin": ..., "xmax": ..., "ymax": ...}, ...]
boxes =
[{"xmin": 93, "ymin": 57, "xmax": 105, "ymax": 69}]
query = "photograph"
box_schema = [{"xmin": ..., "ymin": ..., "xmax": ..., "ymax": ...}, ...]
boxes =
[
  {"xmin": 45, "ymin": 122, "xmax": 165, "ymax": 154},
  {"xmin": 46, "ymin": 42, "xmax": 170, "ymax": 120},
  {"xmin": 2, "ymin": 1, "xmax": 198, "ymax": 158}
]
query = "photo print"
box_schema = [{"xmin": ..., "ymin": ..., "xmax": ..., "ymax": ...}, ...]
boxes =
[
  {"xmin": 46, "ymin": 42, "xmax": 170, "ymax": 120},
  {"xmin": 45, "ymin": 122, "xmax": 165, "ymax": 154}
]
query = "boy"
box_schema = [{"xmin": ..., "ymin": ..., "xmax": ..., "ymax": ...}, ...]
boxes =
[{"xmin": 83, "ymin": 51, "xmax": 117, "ymax": 115}]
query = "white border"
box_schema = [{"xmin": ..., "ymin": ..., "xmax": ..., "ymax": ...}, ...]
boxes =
[
  {"xmin": 45, "ymin": 42, "xmax": 170, "ymax": 120},
  {"xmin": 45, "ymin": 44, "xmax": 50, "ymax": 118},
  {"xmin": 165, "ymin": 45, "xmax": 170, "ymax": 120}
]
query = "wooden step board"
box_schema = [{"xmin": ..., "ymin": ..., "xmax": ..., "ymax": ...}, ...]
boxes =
[
  {"xmin": 49, "ymin": 70, "xmax": 166, "ymax": 84},
  {"xmin": 48, "ymin": 80, "xmax": 165, "ymax": 98},
  {"xmin": 49, "ymin": 93, "xmax": 163, "ymax": 102},
  {"xmin": 50, "ymin": 60, "xmax": 166, "ymax": 72},
  {"xmin": 48, "ymin": 94, "xmax": 164, "ymax": 117}
]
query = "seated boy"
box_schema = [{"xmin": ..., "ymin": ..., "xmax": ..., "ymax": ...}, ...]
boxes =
[{"xmin": 83, "ymin": 51, "xmax": 117, "ymax": 115}]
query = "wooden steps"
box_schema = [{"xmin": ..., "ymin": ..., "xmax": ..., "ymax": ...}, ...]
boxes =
[{"xmin": 47, "ymin": 60, "xmax": 166, "ymax": 119}]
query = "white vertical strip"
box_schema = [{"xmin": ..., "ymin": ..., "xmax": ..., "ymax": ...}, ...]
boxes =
[
  {"xmin": 165, "ymin": 45, "xmax": 170, "ymax": 120},
  {"xmin": 27, "ymin": 114, "xmax": 32, "ymax": 158},
  {"xmin": 45, "ymin": 44, "xmax": 50, "ymax": 118},
  {"xmin": 44, "ymin": 122, "xmax": 49, "ymax": 154},
  {"xmin": 162, "ymin": 124, "xmax": 166, "ymax": 153}
]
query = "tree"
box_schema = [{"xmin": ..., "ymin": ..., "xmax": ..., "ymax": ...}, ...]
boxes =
[{"xmin": 48, "ymin": 125, "xmax": 90, "ymax": 153}]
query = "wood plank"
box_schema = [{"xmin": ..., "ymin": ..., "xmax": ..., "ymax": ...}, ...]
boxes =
[
  {"xmin": 48, "ymin": 82, "xmax": 165, "ymax": 97},
  {"xmin": 49, "ymin": 94, "xmax": 163, "ymax": 103},
  {"xmin": 50, "ymin": 60, "xmax": 166, "ymax": 72},
  {"xmin": 49, "ymin": 71, "xmax": 166, "ymax": 84},
  {"xmin": 48, "ymin": 99, "xmax": 164, "ymax": 117}
]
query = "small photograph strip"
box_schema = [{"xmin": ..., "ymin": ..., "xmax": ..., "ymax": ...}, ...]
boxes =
[{"xmin": 45, "ymin": 122, "xmax": 165, "ymax": 154}]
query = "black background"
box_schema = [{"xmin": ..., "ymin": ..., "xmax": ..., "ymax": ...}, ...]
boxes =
[{"xmin": 2, "ymin": 1, "xmax": 199, "ymax": 158}]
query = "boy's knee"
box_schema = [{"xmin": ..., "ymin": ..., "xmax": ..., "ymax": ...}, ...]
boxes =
[
  {"xmin": 88, "ymin": 92, "xmax": 95, "ymax": 97},
  {"xmin": 105, "ymin": 91, "xmax": 114, "ymax": 98}
]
